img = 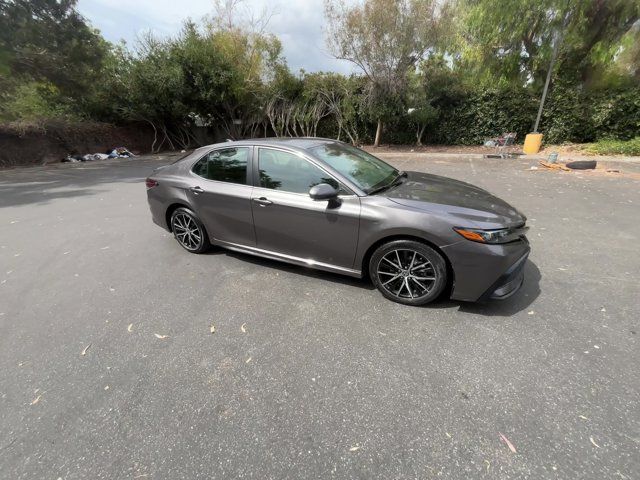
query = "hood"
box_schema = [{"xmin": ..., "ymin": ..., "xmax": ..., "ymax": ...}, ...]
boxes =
[{"xmin": 384, "ymin": 171, "xmax": 526, "ymax": 228}]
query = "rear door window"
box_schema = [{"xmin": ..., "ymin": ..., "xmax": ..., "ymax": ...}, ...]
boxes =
[{"xmin": 192, "ymin": 147, "xmax": 249, "ymax": 185}]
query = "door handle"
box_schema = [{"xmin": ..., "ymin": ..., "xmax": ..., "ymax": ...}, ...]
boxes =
[
  {"xmin": 252, "ymin": 197, "xmax": 273, "ymax": 207},
  {"xmin": 189, "ymin": 186, "xmax": 204, "ymax": 194}
]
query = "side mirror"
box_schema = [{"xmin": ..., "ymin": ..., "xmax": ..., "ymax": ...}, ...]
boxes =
[{"xmin": 309, "ymin": 183, "xmax": 339, "ymax": 201}]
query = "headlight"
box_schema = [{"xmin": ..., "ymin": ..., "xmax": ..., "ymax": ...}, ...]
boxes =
[{"xmin": 453, "ymin": 227, "xmax": 520, "ymax": 244}]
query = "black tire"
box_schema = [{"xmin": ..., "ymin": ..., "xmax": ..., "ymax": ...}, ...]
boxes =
[
  {"xmin": 566, "ymin": 160, "xmax": 597, "ymax": 170},
  {"xmin": 170, "ymin": 207, "xmax": 210, "ymax": 254},
  {"xmin": 369, "ymin": 240, "xmax": 447, "ymax": 306}
]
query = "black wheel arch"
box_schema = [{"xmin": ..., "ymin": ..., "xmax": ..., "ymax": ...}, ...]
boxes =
[
  {"xmin": 361, "ymin": 234, "xmax": 455, "ymax": 297},
  {"xmin": 165, "ymin": 202, "xmax": 191, "ymax": 232}
]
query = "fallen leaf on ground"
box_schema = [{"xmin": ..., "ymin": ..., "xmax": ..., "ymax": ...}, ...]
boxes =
[
  {"xmin": 81, "ymin": 344, "xmax": 91, "ymax": 356},
  {"xmin": 154, "ymin": 333, "xmax": 169, "ymax": 339},
  {"xmin": 127, "ymin": 323, "xmax": 133, "ymax": 333},
  {"xmin": 240, "ymin": 323, "xmax": 247, "ymax": 333},
  {"xmin": 210, "ymin": 324, "xmax": 216, "ymax": 334},
  {"xmin": 349, "ymin": 446, "xmax": 360, "ymax": 452},
  {"xmin": 30, "ymin": 394, "xmax": 42, "ymax": 405},
  {"xmin": 499, "ymin": 432, "xmax": 517, "ymax": 453},
  {"xmin": 590, "ymin": 436, "xmax": 601, "ymax": 448}
]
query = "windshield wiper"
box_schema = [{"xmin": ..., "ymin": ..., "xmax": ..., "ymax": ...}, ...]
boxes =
[{"xmin": 367, "ymin": 171, "xmax": 407, "ymax": 195}]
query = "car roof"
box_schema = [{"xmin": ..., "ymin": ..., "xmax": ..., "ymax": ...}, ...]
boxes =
[{"xmin": 204, "ymin": 137, "xmax": 339, "ymax": 151}]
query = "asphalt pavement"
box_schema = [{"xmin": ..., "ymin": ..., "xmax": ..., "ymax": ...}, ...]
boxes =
[{"xmin": 0, "ymin": 152, "xmax": 638, "ymax": 479}]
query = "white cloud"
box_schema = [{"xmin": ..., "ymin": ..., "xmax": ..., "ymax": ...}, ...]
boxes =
[{"xmin": 77, "ymin": 0, "xmax": 355, "ymax": 74}]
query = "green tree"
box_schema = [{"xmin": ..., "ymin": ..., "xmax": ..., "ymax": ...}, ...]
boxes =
[
  {"xmin": 0, "ymin": 0, "xmax": 108, "ymax": 96},
  {"xmin": 459, "ymin": 0, "xmax": 640, "ymax": 88},
  {"xmin": 324, "ymin": 0, "xmax": 452, "ymax": 146}
]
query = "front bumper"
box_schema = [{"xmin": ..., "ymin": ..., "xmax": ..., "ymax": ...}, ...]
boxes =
[
  {"xmin": 478, "ymin": 249, "xmax": 528, "ymax": 301},
  {"xmin": 442, "ymin": 237, "xmax": 531, "ymax": 302}
]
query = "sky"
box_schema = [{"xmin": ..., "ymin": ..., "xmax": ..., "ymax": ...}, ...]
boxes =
[{"xmin": 77, "ymin": 0, "xmax": 356, "ymax": 75}]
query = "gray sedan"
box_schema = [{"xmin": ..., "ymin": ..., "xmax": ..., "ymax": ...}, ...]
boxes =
[{"xmin": 146, "ymin": 138, "xmax": 529, "ymax": 305}]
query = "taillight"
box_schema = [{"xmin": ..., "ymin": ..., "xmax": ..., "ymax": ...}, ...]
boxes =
[{"xmin": 146, "ymin": 178, "xmax": 159, "ymax": 189}]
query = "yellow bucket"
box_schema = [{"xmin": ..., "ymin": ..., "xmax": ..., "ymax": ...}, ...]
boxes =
[{"xmin": 523, "ymin": 133, "xmax": 543, "ymax": 154}]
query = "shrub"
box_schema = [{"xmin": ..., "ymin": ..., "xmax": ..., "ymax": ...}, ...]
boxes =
[{"xmin": 584, "ymin": 137, "xmax": 640, "ymax": 156}]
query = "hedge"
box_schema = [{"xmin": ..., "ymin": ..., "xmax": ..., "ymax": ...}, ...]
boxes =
[{"xmin": 326, "ymin": 83, "xmax": 640, "ymax": 146}]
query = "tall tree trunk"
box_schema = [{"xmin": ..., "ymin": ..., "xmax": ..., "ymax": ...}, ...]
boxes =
[
  {"xmin": 416, "ymin": 124, "xmax": 426, "ymax": 146},
  {"xmin": 373, "ymin": 118, "xmax": 383, "ymax": 147}
]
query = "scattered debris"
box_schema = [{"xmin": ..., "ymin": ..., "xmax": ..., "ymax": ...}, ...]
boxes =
[
  {"xmin": 104, "ymin": 385, "xmax": 110, "ymax": 390},
  {"xmin": 210, "ymin": 324, "xmax": 216, "ymax": 334},
  {"xmin": 245, "ymin": 357, "xmax": 252, "ymax": 364},
  {"xmin": 240, "ymin": 323, "xmax": 247, "ymax": 333},
  {"xmin": 499, "ymin": 432, "xmax": 517, "ymax": 453},
  {"xmin": 539, "ymin": 160, "xmax": 570, "ymax": 171},
  {"xmin": 349, "ymin": 446, "xmax": 360, "ymax": 452},
  {"xmin": 154, "ymin": 333, "xmax": 169, "ymax": 339},
  {"xmin": 528, "ymin": 310, "xmax": 535, "ymax": 315},
  {"xmin": 30, "ymin": 394, "xmax": 42, "ymax": 405},
  {"xmin": 590, "ymin": 436, "xmax": 601, "ymax": 448},
  {"xmin": 529, "ymin": 166, "xmax": 539, "ymax": 170},
  {"xmin": 62, "ymin": 147, "xmax": 135, "ymax": 163},
  {"xmin": 81, "ymin": 344, "xmax": 92, "ymax": 356},
  {"xmin": 579, "ymin": 415, "xmax": 589, "ymax": 420},
  {"xmin": 127, "ymin": 323, "xmax": 133, "ymax": 333}
]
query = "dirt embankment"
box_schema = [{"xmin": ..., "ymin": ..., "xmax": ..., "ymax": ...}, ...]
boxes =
[{"xmin": 0, "ymin": 122, "xmax": 154, "ymax": 168}]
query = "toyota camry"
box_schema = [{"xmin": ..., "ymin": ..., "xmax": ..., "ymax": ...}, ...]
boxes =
[{"xmin": 146, "ymin": 138, "xmax": 530, "ymax": 305}]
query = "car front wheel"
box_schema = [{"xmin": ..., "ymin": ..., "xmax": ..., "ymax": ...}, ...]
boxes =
[
  {"xmin": 170, "ymin": 207, "xmax": 210, "ymax": 254},
  {"xmin": 369, "ymin": 240, "xmax": 447, "ymax": 306}
]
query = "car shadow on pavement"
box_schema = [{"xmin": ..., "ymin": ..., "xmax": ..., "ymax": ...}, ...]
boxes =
[
  {"xmin": 454, "ymin": 259, "xmax": 542, "ymax": 317},
  {"xmin": 211, "ymin": 247, "xmax": 541, "ymax": 315},
  {"xmin": 208, "ymin": 248, "xmax": 377, "ymax": 291}
]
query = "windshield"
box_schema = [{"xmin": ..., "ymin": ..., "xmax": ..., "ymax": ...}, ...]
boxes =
[{"xmin": 309, "ymin": 143, "xmax": 399, "ymax": 194}]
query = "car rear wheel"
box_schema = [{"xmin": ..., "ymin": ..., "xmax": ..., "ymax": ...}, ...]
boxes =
[
  {"xmin": 369, "ymin": 240, "xmax": 447, "ymax": 306},
  {"xmin": 170, "ymin": 207, "xmax": 210, "ymax": 254}
]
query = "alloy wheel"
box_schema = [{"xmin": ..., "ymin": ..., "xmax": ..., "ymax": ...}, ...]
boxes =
[
  {"xmin": 376, "ymin": 249, "xmax": 437, "ymax": 300},
  {"xmin": 172, "ymin": 212, "xmax": 203, "ymax": 251}
]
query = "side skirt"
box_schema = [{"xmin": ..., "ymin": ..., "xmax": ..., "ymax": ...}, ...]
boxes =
[{"xmin": 212, "ymin": 239, "xmax": 363, "ymax": 278}]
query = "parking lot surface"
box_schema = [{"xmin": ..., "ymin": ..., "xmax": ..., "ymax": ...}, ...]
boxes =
[{"xmin": 1, "ymin": 153, "xmax": 638, "ymax": 479}]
